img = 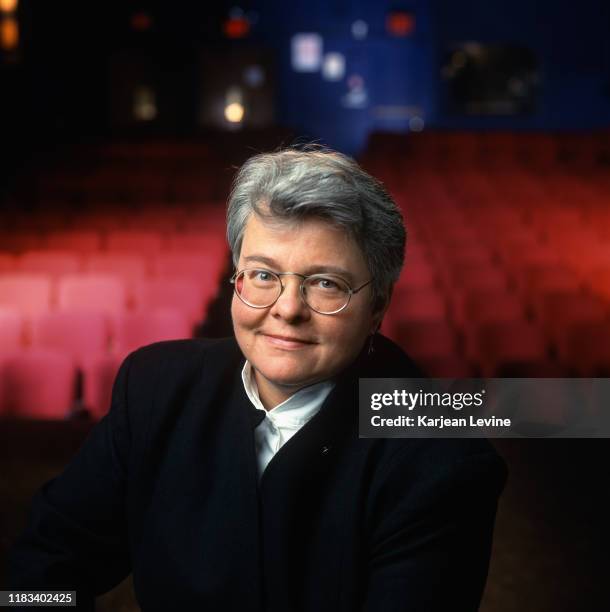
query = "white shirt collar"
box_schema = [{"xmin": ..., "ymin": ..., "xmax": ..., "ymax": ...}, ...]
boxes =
[{"xmin": 241, "ymin": 361, "xmax": 334, "ymax": 427}]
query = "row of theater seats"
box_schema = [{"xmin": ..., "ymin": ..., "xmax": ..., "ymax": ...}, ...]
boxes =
[
  {"xmin": 0, "ymin": 311, "xmax": 189, "ymax": 419},
  {"xmin": 367, "ymin": 136, "xmax": 610, "ymax": 376},
  {"xmin": 0, "ymin": 210, "xmax": 230, "ymax": 419},
  {"xmin": 0, "ymin": 226, "xmax": 228, "ymax": 252},
  {"xmin": 0, "ymin": 249, "xmax": 226, "ymax": 274},
  {"xmin": 0, "ymin": 273, "xmax": 221, "ymax": 323},
  {"xmin": 364, "ymin": 130, "xmax": 610, "ymax": 169}
]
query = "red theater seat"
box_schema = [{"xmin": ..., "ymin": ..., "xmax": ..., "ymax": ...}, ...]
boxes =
[
  {"xmin": 31, "ymin": 311, "xmax": 109, "ymax": 364},
  {"xmin": 133, "ymin": 278, "xmax": 211, "ymax": 325},
  {"xmin": 0, "ymin": 253, "xmax": 16, "ymax": 273},
  {"xmin": 390, "ymin": 287, "xmax": 447, "ymax": 324},
  {"xmin": 557, "ymin": 322, "xmax": 610, "ymax": 375},
  {"xmin": 0, "ymin": 309, "xmax": 24, "ymax": 351},
  {"xmin": 0, "ymin": 349, "xmax": 76, "ymax": 418},
  {"xmin": 586, "ymin": 265, "xmax": 610, "ymax": 301},
  {"xmin": 461, "ymin": 290, "xmax": 526, "ymax": 325},
  {"xmin": 473, "ymin": 322, "xmax": 549, "ymax": 376},
  {"xmin": 398, "ymin": 261, "xmax": 438, "ymax": 290},
  {"xmin": 106, "ymin": 231, "xmax": 164, "ymax": 253},
  {"xmin": 416, "ymin": 355, "xmax": 474, "ymax": 378},
  {"xmin": 518, "ymin": 264, "xmax": 582, "ymax": 296},
  {"xmin": 443, "ymin": 265, "xmax": 509, "ymax": 297},
  {"xmin": 112, "ymin": 310, "xmax": 191, "ymax": 354},
  {"xmin": 0, "ymin": 232, "xmax": 43, "ymax": 254},
  {"xmin": 45, "ymin": 231, "xmax": 102, "ymax": 252},
  {"xmin": 85, "ymin": 254, "xmax": 148, "ymax": 280},
  {"xmin": 19, "ymin": 251, "xmax": 81, "ymax": 276},
  {"xmin": 166, "ymin": 232, "xmax": 227, "ymax": 254},
  {"xmin": 57, "ymin": 274, "xmax": 127, "ymax": 315},
  {"xmin": 0, "ymin": 274, "xmax": 52, "ymax": 315},
  {"xmin": 535, "ymin": 291, "xmax": 608, "ymax": 336},
  {"xmin": 393, "ymin": 320, "xmax": 459, "ymax": 361},
  {"xmin": 152, "ymin": 253, "xmax": 224, "ymax": 282}
]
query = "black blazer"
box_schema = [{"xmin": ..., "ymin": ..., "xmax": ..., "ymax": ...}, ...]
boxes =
[{"xmin": 9, "ymin": 335, "xmax": 507, "ymax": 611}]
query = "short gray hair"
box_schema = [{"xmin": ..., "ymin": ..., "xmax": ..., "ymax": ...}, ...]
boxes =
[{"xmin": 226, "ymin": 146, "xmax": 406, "ymax": 308}]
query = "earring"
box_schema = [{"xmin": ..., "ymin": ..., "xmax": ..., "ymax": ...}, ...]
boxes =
[{"xmin": 367, "ymin": 332, "xmax": 376, "ymax": 355}]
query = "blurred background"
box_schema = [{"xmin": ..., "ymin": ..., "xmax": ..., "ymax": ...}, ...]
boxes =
[{"xmin": 0, "ymin": 0, "xmax": 609, "ymax": 610}]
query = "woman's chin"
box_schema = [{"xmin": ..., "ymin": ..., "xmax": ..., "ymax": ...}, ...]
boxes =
[{"xmin": 254, "ymin": 366, "xmax": 317, "ymax": 391}]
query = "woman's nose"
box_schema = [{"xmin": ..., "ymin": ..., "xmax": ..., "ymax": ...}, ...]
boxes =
[{"xmin": 270, "ymin": 276, "xmax": 310, "ymax": 321}]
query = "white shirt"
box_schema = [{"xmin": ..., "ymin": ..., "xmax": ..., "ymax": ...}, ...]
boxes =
[{"xmin": 241, "ymin": 361, "xmax": 335, "ymax": 478}]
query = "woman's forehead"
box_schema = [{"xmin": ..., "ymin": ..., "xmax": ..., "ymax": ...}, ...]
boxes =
[{"xmin": 240, "ymin": 214, "xmax": 368, "ymax": 273}]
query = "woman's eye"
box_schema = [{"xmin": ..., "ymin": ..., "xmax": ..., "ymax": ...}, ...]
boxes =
[
  {"xmin": 255, "ymin": 271, "xmax": 273, "ymax": 281},
  {"xmin": 316, "ymin": 278, "xmax": 339, "ymax": 290}
]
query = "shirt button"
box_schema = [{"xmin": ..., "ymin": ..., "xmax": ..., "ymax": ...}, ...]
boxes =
[{"xmin": 320, "ymin": 445, "xmax": 330, "ymax": 455}]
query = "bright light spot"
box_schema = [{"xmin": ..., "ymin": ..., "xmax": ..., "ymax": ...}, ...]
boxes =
[
  {"xmin": 409, "ymin": 116, "xmax": 424, "ymax": 132},
  {"xmin": 224, "ymin": 16, "xmax": 249, "ymax": 38},
  {"xmin": 386, "ymin": 11, "xmax": 415, "ymax": 37},
  {"xmin": 133, "ymin": 86, "xmax": 157, "ymax": 121},
  {"xmin": 291, "ymin": 33, "xmax": 323, "ymax": 73},
  {"xmin": 0, "ymin": 0, "xmax": 18, "ymax": 14},
  {"xmin": 351, "ymin": 19, "xmax": 368, "ymax": 40},
  {"xmin": 322, "ymin": 52, "xmax": 345, "ymax": 81},
  {"xmin": 0, "ymin": 16, "xmax": 18, "ymax": 50},
  {"xmin": 225, "ymin": 102, "xmax": 244, "ymax": 123},
  {"xmin": 244, "ymin": 65, "xmax": 265, "ymax": 88}
]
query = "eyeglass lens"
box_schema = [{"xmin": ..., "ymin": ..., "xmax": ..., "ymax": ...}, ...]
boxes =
[{"xmin": 235, "ymin": 269, "xmax": 351, "ymax": 314}]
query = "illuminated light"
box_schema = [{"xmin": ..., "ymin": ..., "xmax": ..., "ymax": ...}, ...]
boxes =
[
  {"xmin": 224, "ymin": 86, "xmax": 244, "ymax": 125},
  {"xmin": 223, "ymin": 16, "xmax": 249, "ymax": 38},
  {"xmin": 342, "ymin": 74, "xmax": 368, "ymax": 109},
  {"xmin": 386, "ymin": 11, "xmax": 415, "ymax": 37},
  {"xmin": 131, "ymin": 12, "xmax": 153, "ymax": 31},
  {"xmin": 0, "ymin": 0, "xmax": 17, "ymax": 14},
  {"xmin": 0, "ymin": 16, "xmax": 18, "ymax": 50},
  {"xmin": 322, "ymin": 52, "xmax": 345, "ymax": 81},
  {"xmin": 351, "ymin": 19, "xmax": 368, "ymax": 40},
  {"xmin": 133, "ymin": 86, "xmax": 157, "ymax": 121},
  {"xmin": 291, "ymin": 33, "xmax": 323, "ymax": 73},
  {"xmin": 225, "ymin": 102, "xmax": 244, "ymax": 123},
  {"xmin": 244, "ymin": 65, "xmax": 265, "ymax": 88},
  {"xmin": 409, "ymin": 116, "xmax": 424, "ymax": 132}
]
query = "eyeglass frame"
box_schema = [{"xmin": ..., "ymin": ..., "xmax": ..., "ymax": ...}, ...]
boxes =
[{"xmin": 230, "ymin": 268, "xmax": 374, "ymax": 315}]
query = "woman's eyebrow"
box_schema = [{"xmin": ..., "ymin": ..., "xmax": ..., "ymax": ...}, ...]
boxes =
[
  {"xmin": 243, "ymin": 254, "xmax": 278, "ymax": 267},
  {"xmin": 243, "ymin": 255, "xmax": 353, "ymax": 280}
]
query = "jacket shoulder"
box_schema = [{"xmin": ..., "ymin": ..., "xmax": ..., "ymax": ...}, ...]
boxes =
[{"xmin": 114, "ymin": 337, "xmax": 243, "ymax": 423}]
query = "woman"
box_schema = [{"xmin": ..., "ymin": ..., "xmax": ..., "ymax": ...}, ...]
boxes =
[{"xmin": 10, "ymin": 147, "xmax": 507, "ymax": 611}]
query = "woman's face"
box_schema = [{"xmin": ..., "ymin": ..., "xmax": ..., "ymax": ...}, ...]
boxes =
[{"xmin": 231, "ymin": 214, "xmax": 382, "ymax": 408}]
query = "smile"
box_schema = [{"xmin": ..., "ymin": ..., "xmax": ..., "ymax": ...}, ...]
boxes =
[{"xmin": 261, "ymin": 333, "xmax": 316, "ymax": 349}]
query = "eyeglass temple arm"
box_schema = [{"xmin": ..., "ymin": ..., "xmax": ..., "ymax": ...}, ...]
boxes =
[{"xmin": 352, "ymin": 279, "xmax": 373, "ymax": 294}]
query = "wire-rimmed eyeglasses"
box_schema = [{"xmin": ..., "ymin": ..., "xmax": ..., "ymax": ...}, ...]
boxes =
[{"xmin": 230, "ymin": 268, "xmax": 373, "ymax": 315}]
